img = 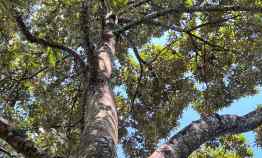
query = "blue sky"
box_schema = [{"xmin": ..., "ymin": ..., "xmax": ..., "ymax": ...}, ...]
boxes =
[
  {"xmin": 117, "ymin": 92, "xmax": 262, "ymax": 157},
  {"xmin": 219, "ymin": 90, "xmax": 262, "ymax": 157},
  {"xmin": 178, "ymin": 93, "xmax": 262, "ymax": 157},
  {"xmin": 116, "ymin": 34, "xmax": 262, "ymax": 157},
  {"xmin": 151, "ymin": 33, "xmax": 262, "ymax": 157}
]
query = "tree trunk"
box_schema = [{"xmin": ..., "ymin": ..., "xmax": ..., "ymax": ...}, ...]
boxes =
[{"xmin": 76, "ymin": 28, "xmax": 118, "ymax": 158}]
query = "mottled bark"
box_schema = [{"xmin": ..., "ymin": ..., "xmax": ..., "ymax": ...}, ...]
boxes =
[
  {"xmin": 5, "ymin": 2, "xmax": 262, "ymax": 158},
  {"xmin": 148, "ymin": 108, "xmax": 262, "ymax": 158},
  {"xmin": 76, "ymin": 25, "xmax": 118, "ymax": 157}
]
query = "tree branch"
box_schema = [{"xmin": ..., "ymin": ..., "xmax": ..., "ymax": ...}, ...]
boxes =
[
  {"xmin": 123, "ymin": 34, "xmax": 145, "ymax": 110},
  {"xmin": 117, "ymin": 0, "xmax": 152, "ymax": 16},
  {"xmin": 115, "ymin": 5, "xmax": 262, "ymax": 33},
  {"xmin": 13, "ymin": 11, "xmax": 85, "ymax": 67},
  {"xmin": 80, "ymin": 0, "xmax": 95, "ymax": 55},
  {"xmin": 0, "ymin": 117, "xmax": 54, "ymax": 158},
  {"xmin": 148, "ymin": 108, "xmax": 262, "ymax": 158},
  {"xmin": 0, "ymin": 146, "xmax": 15, "ymax": 158},
  {"xmin": 145, "ymin": 20, "xmax": 231, "ymax": 52},
  {"xmin": 185, "ymin": 31, "xmax": 230, "ymax": 51},
  {"xmin": 187, "ymin": 15, "xmax": 240, "ymax": 32}
]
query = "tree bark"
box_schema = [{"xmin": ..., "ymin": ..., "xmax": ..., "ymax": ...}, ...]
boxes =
[
  {"xmin": 1, "ymin": 108, "xmax": 261, "ymax": 158},
  {"xmin": 0, "ymin": 117, "xmax": 53, "ymax": 158},
  {"xmin": 6, "ymin": 2, "xmax": 262, "ymax": 158},
  {"xmin": 76, "ymin": 28, "xmax": 118, "ymax": 157},
  {"xmin": 148, "ymin": 108, "xmax": 262, "ymax": 158}
]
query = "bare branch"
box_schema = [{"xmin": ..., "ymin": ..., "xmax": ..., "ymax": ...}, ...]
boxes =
[
  {"xmin": 146, "ymin": 20, "xmax": 231, "ymax": 52},
  {"xmin": 115, "ymin": 5, "xmax": 262, "ymax": 33},
  {"xmin": 186, "ymin": 31, "xmax": 230, "ymax": 51},
  {"xmin": 187, "ymin": 15, "xmax": 240, "ymax": 32},
  {"xmin": 123, "ymin": 34, "xmax": 145, "ymax": 109},
  {"xmin": 0, "ymin": 146, "xmax": 15, "ymax": 157},
  {"xmin": 149, "ymin": 108, "xmax": 262, "ymax": 158}
]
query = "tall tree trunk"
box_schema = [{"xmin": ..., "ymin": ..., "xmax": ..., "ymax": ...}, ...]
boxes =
[{"xmin": 76, "ymin": 27, "xmax": 118, "ymax": 157}]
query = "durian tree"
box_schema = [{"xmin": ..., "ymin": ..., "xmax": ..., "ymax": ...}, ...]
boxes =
[{"xmin": 0, "ymin": 0, "xmax": 262, "ymax": 158}]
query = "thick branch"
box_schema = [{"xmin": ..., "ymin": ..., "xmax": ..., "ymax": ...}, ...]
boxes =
[
  {"xmin": 13, "ymin": 12, "xmax": 85, "ymax": 66},
  {"xmin": 149, "ymin": 108, "xmax": 262, "ymax": 158},
  {"xmin": 0, "ymin": 117, "xmax": 53, "ymax": 158},
  {"xmin": 116, "ymin": 5, "xmax": 262, "ymax": 33},
  {"xmin": 0, "ymin": 146, "xmax": 14, "ymax": 157}
]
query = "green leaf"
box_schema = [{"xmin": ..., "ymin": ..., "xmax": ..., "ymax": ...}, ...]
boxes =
[
  {"xmin": 47, "ymin": 47, "xmax": 56, "ymax": 67},
  {"xmin": 22, "ymin": 80, "xmax": 34, "ymax": 93},
  {"xmin": 111, "ymin": 0, "xmax": 128, "ymax": 8},
  {"xmin": 185, "ymin": 0, "xmax": 193, "ymax": 7}
]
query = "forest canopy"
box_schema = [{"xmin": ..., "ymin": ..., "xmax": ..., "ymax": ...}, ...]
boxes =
[{"xmin": 0, "ymin": 0, "xmax": 262, "ymax": 158}]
